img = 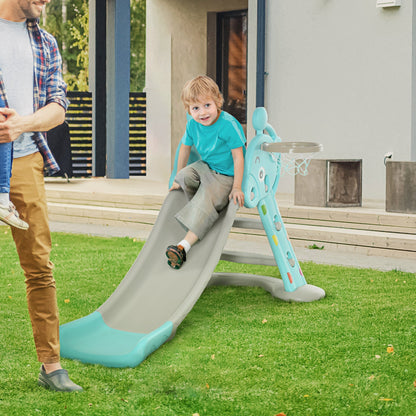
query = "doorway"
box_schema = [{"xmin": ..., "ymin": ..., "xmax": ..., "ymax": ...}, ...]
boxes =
[{"xmin": 208, "ymin": 10, "xmax": 248, "ymax": 126}]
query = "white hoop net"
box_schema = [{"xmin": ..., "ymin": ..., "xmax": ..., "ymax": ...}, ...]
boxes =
[
  {"xmin": 262, "ymin": 141, "xmax": 323, "ymax": 176},
  {"xmin": 279, "ymin": 152, "xmax": 315, "ymax": 176}
]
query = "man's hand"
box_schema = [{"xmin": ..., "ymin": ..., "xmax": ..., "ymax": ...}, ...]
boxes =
[
  {"xmin": 0, "ymin": 103, "xmax": 65, "ymax": 144},
  {"xmin": 0, "ymin": 108, "xmax": 23, "ymax": 143}
]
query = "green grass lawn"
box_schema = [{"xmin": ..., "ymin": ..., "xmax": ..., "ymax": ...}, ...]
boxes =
[{"xmin": 0, "ymin": 227, "xmax": 415, "ymax": 416}]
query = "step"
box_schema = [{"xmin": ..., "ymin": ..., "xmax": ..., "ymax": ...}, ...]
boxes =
[
  {"xmin": 231, "ymin": 216, "xmax": 416, "ymax": 252},
  {"xmin": 46, "ymin": 189, "xmax": 416, "ymax": 235},
  {"xmin": 46, "ymin": 189, "xmax": 164, "ymax": 211},
  {"xmin": 47, "ymin": 201, "xmax": 416, "ymax": 259},
  {"xmin": 47, "ymin": 202, "xmax": 158, "ymax": 228},
  {"xmin": 239, "ymin": 205, "xmax": 416, "ymax": 235},
  {"xmin": 229, "ymin": 225, "xmax": 415, "ymax": 260}
]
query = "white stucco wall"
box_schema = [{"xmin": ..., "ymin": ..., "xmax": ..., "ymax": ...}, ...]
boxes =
[
  {"xmin": 148, "ymin": 0, "xmax": 415, "ymax": 200},
  {"xmin": 146, "ymin": 0, "xmax": 248, "ymax": 184},
  {"xmin": 260, "ymin": 0, "xmax": 415, "ymax": 200},
  {"xmin": 145, "ymin": 0, "xmax": 172, "ymax": 183}
]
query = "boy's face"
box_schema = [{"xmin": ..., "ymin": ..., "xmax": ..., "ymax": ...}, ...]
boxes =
[{"xmin": 189, "ymin": 97, "xmax": 219, "ymax": 126}]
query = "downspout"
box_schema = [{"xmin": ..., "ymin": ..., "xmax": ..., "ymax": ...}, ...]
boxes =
[
  {"xmin": 256, "ymin": 0, "xmax": 266, "ymax": 108},
  {"xmin": 412, "ymin": 0, "xmax": 416, "ymax": 161}
]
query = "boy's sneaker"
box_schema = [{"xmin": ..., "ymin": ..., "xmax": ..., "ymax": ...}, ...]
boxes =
[
  {"xmin": 166, "ymin": 244, "xmax": 186, "ymax": 269},
  {"xmin": 0, "ymin": 202, "xmax": 29, "ymax": 230}
]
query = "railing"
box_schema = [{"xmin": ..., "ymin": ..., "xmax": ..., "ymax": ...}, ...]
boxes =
[{"xmin": 66, "ymin": 91, "xmax": 146, "ymax": 177}]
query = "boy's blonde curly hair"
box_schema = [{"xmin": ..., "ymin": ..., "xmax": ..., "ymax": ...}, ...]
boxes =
[{"xmin": 181, "ymin": 75, "xmax": 224, "ymax": 113}]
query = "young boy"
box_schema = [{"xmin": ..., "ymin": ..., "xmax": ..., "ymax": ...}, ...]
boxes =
[
  {"xmin": 166, "ymin": 75, "xmax": 246, "ymax": 269},
  {"xmin": 0, "ymin": 105, "xmax": 29, "ymax": 230}
]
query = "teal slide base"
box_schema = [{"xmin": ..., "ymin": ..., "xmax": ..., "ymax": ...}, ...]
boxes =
[{"xmin": 60, "ymin": 312, "xmax": 173, "ymax": 368}]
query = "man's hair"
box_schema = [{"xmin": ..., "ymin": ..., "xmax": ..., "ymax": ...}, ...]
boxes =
[{"xmin": 181, "ymin": 75, "xmax": 224, "ymax": 112}]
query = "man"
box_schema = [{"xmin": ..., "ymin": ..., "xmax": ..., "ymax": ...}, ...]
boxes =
[{"xmin": 0, "ymin": 0, "xmax": 82, "ymax": 392}]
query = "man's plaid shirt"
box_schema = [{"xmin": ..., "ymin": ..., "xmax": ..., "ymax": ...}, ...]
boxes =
[{"xmin": 0, "ymin": 19, "xmax": 69, "ymax": 175}]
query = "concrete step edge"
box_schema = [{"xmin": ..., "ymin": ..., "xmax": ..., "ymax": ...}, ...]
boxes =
[{"xmin": 47, "ymin": 203, "xmax": 416, "ymax": 253}]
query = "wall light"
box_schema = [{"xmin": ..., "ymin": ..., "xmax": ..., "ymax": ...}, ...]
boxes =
[{"xmin": 376, "ymin": 0, "xmax": 401, "ymax": 7}]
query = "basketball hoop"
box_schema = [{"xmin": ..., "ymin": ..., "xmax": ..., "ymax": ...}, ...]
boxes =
[{"xmin": 261, "ymin": 141, "xmax": 323, "ymax": 176}]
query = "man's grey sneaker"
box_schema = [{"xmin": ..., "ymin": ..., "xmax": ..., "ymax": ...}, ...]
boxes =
[
  {"xmin": 0, "ymin": 202, "xmax": 29, "ymax": 230},
  {"xmin": 38, "ymin": 366, "xmax": 83, "ymax": 392}
]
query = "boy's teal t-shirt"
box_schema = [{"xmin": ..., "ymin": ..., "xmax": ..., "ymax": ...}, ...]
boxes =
[{"xmin": 181, "ymin": 111, "xmax": 246, "ymax": 176}]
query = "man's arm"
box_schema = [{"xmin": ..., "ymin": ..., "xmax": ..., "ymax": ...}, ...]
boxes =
[{"xmin": 0, "ymin": 102, "xmax": 65, "ymax": 143}]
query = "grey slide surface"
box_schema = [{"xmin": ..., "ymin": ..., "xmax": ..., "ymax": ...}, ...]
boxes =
[
  {"xmin": 97, "ymin": 189, "xmax": 239, "ymax": 336},
  {"xmin": 60, "ymin": 188, "xmax": 323, "ymax": 367}
]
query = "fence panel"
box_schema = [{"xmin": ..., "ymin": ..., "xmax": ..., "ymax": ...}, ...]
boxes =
[
  {"xmin": 128, "ymin": 92, "xmax": 146, "ymax": 176},
  {"xmin": 66, "ymin": 91, "xmax": 92, "ymax": 176},
  {"xmin": 65, "ymin": 91, "xmax": 146, "ymax": 177}
]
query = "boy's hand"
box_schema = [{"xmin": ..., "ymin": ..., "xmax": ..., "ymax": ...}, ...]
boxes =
[
  {"xmin": 229, "ymin": 187, "xmax": 245, "ymax": 207},
  {"xmin": 169, "ymin": 181, "xmax": 181, "ymax": 192}
]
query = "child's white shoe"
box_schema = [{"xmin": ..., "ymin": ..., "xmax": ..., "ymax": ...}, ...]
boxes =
[{"xmin": 0, "ymin": 202, "xmax": 29, "ymax": 230}]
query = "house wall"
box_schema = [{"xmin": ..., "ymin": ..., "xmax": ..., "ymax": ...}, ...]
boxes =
[
  {"xmin": 147, "ymin": 0, "xmax": 415, "ymax": 201},
  {"xmin": 256, "ymin": 0, "xmax": 415, "ymax": 200},
  {"xmin": 146, "ymin": 0, "xmax": 248, "ymax": 184}
]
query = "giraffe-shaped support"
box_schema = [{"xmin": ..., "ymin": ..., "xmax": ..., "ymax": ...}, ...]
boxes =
[{"xmin": 241, "ymin": 107, "xmax": 325, "ymax": 301}]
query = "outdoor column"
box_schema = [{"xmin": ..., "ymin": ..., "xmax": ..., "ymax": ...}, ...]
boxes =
[
  {"xmin": 106, "ymin": 0, "xmax": 131, "ymax": 178},
  {"xmin": 256, "ymin": 0, "xmax": 265, "ymax": 108},
  {"xmin": 89, "ymin": 0, "xmax": 107, "ymax": 176}
]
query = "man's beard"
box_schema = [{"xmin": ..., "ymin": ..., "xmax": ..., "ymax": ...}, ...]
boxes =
[{"xmin": 17, "ymin": 0, "xmax": 45, "ymax": 20}]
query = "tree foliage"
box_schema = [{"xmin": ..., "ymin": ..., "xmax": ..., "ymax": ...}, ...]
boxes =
[
  {"xmin": 42, "ymin": 0, "xmax": 146, "ymax": 92},
  {"xmin": 130, "ymin": 0, "xmax": 146, "ymax": 92}
]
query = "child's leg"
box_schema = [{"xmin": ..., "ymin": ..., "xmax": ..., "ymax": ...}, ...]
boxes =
[
  {"xmin": 167, "ymin": 164, "xmax": 233, "ymax": 270},
  {"xmin": 178, "ymin": 230, "xmax": 198, "ymax": 252},
  {"xmin": 0, "ymin": 192, "xmax": 8, "ymax": 206},
  {"xmin": 166, "ymin": 163, "xmax": 202, "ymax": 269},
  {"xmin": 167, "ymin": 162, "xmax": 201, "ymax": 269},
  {"xmin": 175, "ymin": 167, "xmax": 233, "ymax": 240},
  {"xmin": 0, "ymin": 141, "xmax": 12, "ymax": 196},
  {"xmin": 0, "ymin": 143, "xmax": 29, "ymax": 230},
  {"xmin": 174, "ymin": 162, "xmax": 201, "ymax": 201}
]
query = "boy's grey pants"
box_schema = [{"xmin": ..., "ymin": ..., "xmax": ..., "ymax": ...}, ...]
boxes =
[{"xmin": 174, "ymin": 160, "xmax": 234, "ymax": 240}]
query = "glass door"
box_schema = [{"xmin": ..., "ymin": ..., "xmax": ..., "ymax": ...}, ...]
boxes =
[{"xmin": 217, "ymin": 10, "xmax": 248, "ymax": 125}]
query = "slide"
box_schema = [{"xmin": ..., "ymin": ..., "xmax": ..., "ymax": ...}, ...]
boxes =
[
  {"xmin": 60, "ymin": 189, "xmax": 239, "ymax": 368},
  {"xmin": 60, "ymin": 107, "xmax": 326, "ymax": 368}
]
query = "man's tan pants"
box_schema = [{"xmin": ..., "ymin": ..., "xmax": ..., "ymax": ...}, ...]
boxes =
[{"xmin": 10, "ymin": 152, "xmax": 59, "ymax": 364}]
